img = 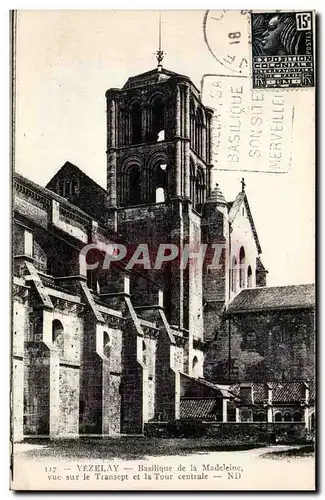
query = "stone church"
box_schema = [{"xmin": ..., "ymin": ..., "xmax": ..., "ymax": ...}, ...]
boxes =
[{"xmin": 12, "ymin": 61, "xmax": 315, "ymax": 441}]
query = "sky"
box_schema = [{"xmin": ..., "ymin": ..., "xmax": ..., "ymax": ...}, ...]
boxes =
[{"xmin": 14, "ymin": 10, "xmax": 315, "ymax": 286}]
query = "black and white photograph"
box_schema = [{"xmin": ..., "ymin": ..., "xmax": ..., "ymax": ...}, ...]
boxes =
[{"xmin": 10, "ymin": 9, "xmax": 316, "ymax": 491}]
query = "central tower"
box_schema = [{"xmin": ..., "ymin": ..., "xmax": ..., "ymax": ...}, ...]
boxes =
[{"xmin": 105, "ymin": 64, "xmax": 214, "ymax": 341}]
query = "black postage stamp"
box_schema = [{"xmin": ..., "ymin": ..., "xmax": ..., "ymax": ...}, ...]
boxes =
[{"xmin": 251, "ymin": 12, "xmax": 314, "ymax": 89}]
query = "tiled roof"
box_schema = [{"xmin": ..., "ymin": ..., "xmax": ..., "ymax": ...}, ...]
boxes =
[
  {"xmin": 180, "ymin": 398, "xmax": 217, "ymax": 419},
  {"xmin": 226, "ymin": 284, "xmax": 315, "ymax": 314},
  {"xmin": 229, "ymin": 381, "xmax": 315, "ymax": 403},
  {"xmin": 180, "ymin": 373, "xmax": 235, "ymax": 398},
  {"xmin": 122, "ymin": 67, "xmax": 199, "ymax": 91}
]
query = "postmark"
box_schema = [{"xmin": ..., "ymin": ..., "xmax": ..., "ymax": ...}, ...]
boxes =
[
  {"xmin": 251, "ymin": 12, "xmax": 315, "ymax": 89},
  {"xmin": 203, "ymin": 10, "xmax": 251, "ymax": 77},
  {"xmin": 201, "ymin": 74, "xmax": 295, "ymax": 173}
]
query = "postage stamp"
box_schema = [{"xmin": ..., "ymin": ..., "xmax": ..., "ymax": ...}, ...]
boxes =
[{"xmin": 251, "ymin": 12, "xmax": 314, "ymax": 89}]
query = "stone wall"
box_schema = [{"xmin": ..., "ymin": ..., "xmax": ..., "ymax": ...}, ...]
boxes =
[
  {"xmin": 58, "ymin": 366, "xmax": 79, "ymax": 436},
  {"xmin": 188, "ymin": 211, "xmax": 204, "ymax": 338},
  {"xmin": 143, "ymin": 337, "xmax": 156, "ymax": 421},
  {"xmin": 24, "ymin": 342, "xmax": 51, "ymax": 435},
  {"xmin": 12, "ymin": 294, "xmax": 28, "ymax": 441},
  {"xmin": 206, "ymin": 309, "xmax": 315, "ymax": 383},
  {"xmin": 155, "ymin": 328, "xmax": 180, "ymax": 421}
]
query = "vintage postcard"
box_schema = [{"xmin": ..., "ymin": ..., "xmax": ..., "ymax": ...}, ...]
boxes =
[{"xmin": 10, "ymin": 9, "xmax": 316, "ymax": 491}]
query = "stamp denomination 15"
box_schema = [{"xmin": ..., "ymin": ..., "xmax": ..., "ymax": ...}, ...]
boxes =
[{"xmin": 251, "ymin": 11, "xmax": 315, "ymax": 89}]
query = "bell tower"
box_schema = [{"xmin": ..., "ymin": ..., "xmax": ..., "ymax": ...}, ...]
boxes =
[{"xmin": 105, "ymin": 60, "xmax": 214, "ymax": 340}]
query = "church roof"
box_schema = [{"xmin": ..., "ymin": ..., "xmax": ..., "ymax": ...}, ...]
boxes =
[
  {"xmin": 205, "ymin": 183, "xmax": 227, "ymax": 206},
  {"xmin": 180, "ymin": 398, "xmax": 217, "ymax": 420},
  {"xmin": 14, "ymin": 171, "xmax": 120, "ymax": 240},
  {"xmin": 15, "ymin": 171, "xmax": 94, "ymax": 221},
  {"xmin": 122, "ymin": 67, "xmax": 192, "ymax": 89},
  {"xmin": 46, "ymin": 161, "xmax": 106, "ymax": 195},
  {"xmin": 228, "ymin": 190, "xmax": 262, "ymax": 254},
  {"xmin": 180, "ymin": 373, "xmax": 235, "ymax": 398},
  {"xmin": 225, "ymin": 284, "xmax": 315, "ymax": 314},
  {"xmin": 229, "ymin": 381, "xmax": 315, "ymax": 404}
]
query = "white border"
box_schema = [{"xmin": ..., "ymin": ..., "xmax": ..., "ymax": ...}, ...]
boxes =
[{"xmin": 1, "ymin": 1, "xmax": 322, "ymax": 498}]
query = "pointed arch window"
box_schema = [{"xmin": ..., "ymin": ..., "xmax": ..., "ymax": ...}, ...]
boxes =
[
  {"xmin": 195, "ymin": 166, "xmax": 205, "ymax": 210},
  {"xmin": 247, "ymin": 265, "xmax": 253, "ymax": 288},
  {"xmin": 190, "ymin": 159, "xmax": 196, "ymax": 205},
  {"xmin": 239, "ymin": 246, "xmax": 246, "ymax": 289},
  {"xmin": 190, "ymin": 99, "xmax": 195, "ymax": 148},
  {"xmin": 195, "ymin": 108, "xmax": 204, "ymax": 157}
]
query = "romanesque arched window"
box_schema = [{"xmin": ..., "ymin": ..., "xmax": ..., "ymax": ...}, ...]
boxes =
[
  {"xmin": 239, "ymin": 246, "xmax": 246, "ymax": 289},
  {"xmin": 190, "ymin": 99, "xmax": 195, "ymax": 148},
  {"xmin": 129, "ymin": 165, "xmax": 141, "ymax": 205},
  {"xmin": 274, "ymin": 412, "xmax": 282, "ymax": 422},
  {"xmin": 195, "ymin": 166, "xmax": 205, "ymax": 210},
  {"xmin": 52, "ymin": 319, "xmax": 64, "ymax": 357},
  {"xmin": 247, "ymin": 265, "xmax": 253, "ymax": 287},
  {"xmin": 155, "ymin": 187, "xmax": 165, "ymax": 203},
  {"xmin": 147, "ymin": 152, "xmax": 168, "ymax": 203},
  {"xmin": 195, "ymin": 108, "xmax": 204, "ymax": 157},
  {"xmin": 120, "ymin": 157, "xmax": 142, "ymax": 206},
  {"xmin": 103, "ymin": 331, "xmax": 111, "ymax": 358},
  {"xmin": 253, "ymin": 411, "xmax": 266, "ymax": 422},
  {"xmin": 284, "ymin": 412, "xmax": 292, "ymax": 422},
  {"xmin": 154, "ymin": 163, "xmax": 167, "ymax": 203},
  {"xmin": 151, "ymin": 96, "xmax": 165, "ymax": 142},
  {"xmin": 190, "ymin": 159, "xmax": 196, "ymax": 205},
  {"xmin": 131, "ymin": 101, "xmax": 142, "ymax": 145},
  {"xmin": 293, "ymin": 411, "xmax": 302, "ymax": 422}
]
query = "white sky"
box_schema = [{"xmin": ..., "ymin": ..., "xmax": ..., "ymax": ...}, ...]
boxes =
[{"xmin": 14, "ymin": 10, "xmax": 315, "ymax": 286}]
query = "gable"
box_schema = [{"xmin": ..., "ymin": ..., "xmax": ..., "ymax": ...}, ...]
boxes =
[
  {"xmin": 46, "ymin": 161, "xmax": 107, "ymax": 221},
  {"xmin": 229, "ymin": 192, "xmax": 262, "ymax": 254}
]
